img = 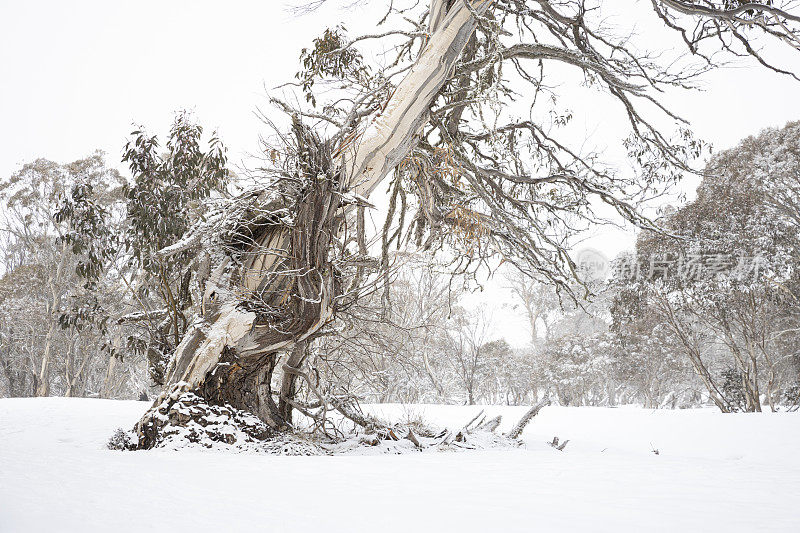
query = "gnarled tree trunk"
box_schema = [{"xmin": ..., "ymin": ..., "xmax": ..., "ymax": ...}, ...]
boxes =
[{"xmin": 134, "ymin": 0, "xmax": 490, "ymax": 443}]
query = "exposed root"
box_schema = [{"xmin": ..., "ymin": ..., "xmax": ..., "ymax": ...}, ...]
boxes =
[
  {"xmin": 327, "ymin": 404, "xmax": 548, "ymax": 455},
  {"xmin": 119, "ymin": 383, "xmax": 280, "ymax": 451},
  {"xmin": 114, "ymin": 387, "xmax": 551, "ymax": 456}
]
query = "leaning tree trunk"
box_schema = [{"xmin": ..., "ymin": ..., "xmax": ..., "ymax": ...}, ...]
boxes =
[{"xmin": 135, "ymin": 0, "xmax": 490, "ymax": 442}]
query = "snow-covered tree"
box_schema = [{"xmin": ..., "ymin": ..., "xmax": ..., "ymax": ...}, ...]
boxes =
[
  {"xmin": 616, "ymin": 122, "xmax": 800, "ymax": 412},
  {"xmin": 0, "ymin": 154, "xmax": 148, "ymax": 398},
  {"xmin": 117, "ymin": 0, "xmax": 800, "ymax": 443}
]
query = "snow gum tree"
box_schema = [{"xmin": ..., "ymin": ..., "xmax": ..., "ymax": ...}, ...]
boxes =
[
  {"xmin": 614, "ymin": 122, "xmax": 800, "ymax": 412},
  {"xmin": 129, "ymin": 0, "xmax": 800, "ymax": 446},
  {"xmin": 0, "ymin": 154, "xmax": 143, "ymax": 398}
]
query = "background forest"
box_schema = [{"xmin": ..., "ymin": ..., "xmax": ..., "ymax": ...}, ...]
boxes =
[{"xmin": 2, "ymin": 121, "xmax": 799, "ymax": 412}]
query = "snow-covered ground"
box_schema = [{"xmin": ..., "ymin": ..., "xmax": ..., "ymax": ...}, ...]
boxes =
[{"xmin": 1, "ymin": 398, "xmax": 798, "ymax": 532}]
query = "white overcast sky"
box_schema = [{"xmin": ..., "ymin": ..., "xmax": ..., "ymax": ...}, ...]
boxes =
[{"xmin": 2, "ymin": 0, "xmax": 800, "ymax": 344}]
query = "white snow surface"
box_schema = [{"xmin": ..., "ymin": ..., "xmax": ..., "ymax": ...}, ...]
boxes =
[{"xmin": 1, "ymin": 398, "xmax": 798, "ymax": 532}]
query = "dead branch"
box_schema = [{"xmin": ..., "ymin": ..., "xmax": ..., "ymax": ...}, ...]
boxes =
[{"xmin": 508, "ymin": 397, "xmax": 551, "ymax": 439}]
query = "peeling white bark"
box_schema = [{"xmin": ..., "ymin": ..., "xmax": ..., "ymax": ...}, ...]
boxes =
[
  {"xmin": 165, "ymin": 302, "xmax": 256, "ymax": 389},
  {"xmin": 342, "ymin": 0, "xmax": 490, "ymax": 198},
  {"xmin": 428, "ymin": 0, "xmax": 453, "ymax": 35}
]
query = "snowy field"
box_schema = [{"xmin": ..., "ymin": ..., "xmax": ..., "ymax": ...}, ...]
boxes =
[{"xmin": 1, "ymin": 398, "xmax": 799, "ymax": 532}]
